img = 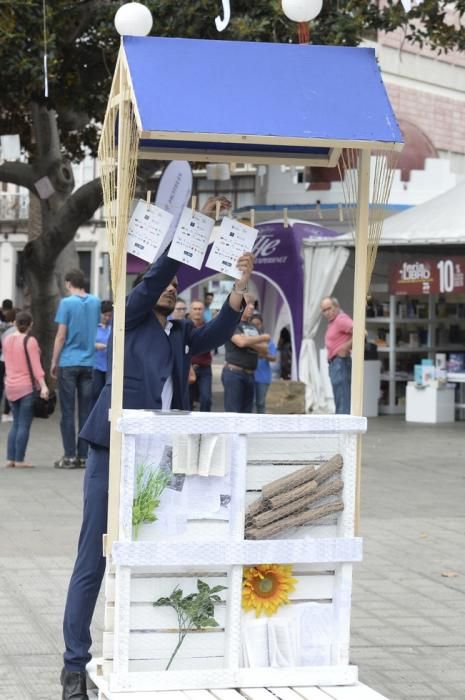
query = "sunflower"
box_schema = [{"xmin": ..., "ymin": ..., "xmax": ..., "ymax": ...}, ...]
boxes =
[{"xmin": 242, "ymin": 564, "xmax": 297, "ymax": 617}]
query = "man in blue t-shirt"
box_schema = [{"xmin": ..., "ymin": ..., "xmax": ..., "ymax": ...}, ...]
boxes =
[{"xmin": 51, "ymin": 269, "xmax": 101, "ymax": 469}]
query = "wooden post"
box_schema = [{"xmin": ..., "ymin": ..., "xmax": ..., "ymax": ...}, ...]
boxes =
[
  {"xmin": 351, "ymin": 149, "xmax": 370, "ymax": 534},
  {"xmin": 106, "ymin": 65, "xmax": 132, "ymax": 555}
]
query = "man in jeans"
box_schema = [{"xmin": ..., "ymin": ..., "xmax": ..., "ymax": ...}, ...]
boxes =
[
  {"xmin": 222, "ymin": 294, "xmax": 270, "ymax": 413},
  {"xmin": 51, "ymin": 269, "xmax": 100, "ymax": 468},
  {"xmin": 321, "ymin": 296, "xmax": 353, "ymax": 414}
]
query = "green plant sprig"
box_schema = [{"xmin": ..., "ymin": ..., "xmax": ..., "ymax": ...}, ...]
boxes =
[
  {"xmin": 132, "ymin": 464, "xmax": 171, "ymax": 539},
  {"xmin": 154, "ymin": 579, "xmax": 227, "ymax": 670}
]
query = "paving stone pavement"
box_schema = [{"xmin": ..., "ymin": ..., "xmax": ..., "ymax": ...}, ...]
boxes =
[{"xmin": 1, "ymin": 399, "xmax": 464, "ymax": 699}]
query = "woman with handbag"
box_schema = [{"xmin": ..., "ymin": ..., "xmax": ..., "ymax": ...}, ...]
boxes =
[{"xmin": 3, "ymin": 311, "xmax": 49, "ymax": 468}]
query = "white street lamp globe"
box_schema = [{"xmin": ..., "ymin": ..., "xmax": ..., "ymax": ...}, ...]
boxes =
[
  {"xmin": 114, "ymin": 2, "xmax": 153, "ymax": 36},
  {"xmin": 282, "ymin": 0, "xmax": 323, "ymax": 22}
]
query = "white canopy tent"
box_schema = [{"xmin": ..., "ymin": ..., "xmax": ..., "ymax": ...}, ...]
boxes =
[{"xmin": 326, "ymin": 179, "xmax": 465, "ymax": 247}]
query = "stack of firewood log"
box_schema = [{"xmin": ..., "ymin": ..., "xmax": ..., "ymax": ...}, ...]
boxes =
[{"xmin": 245, "ymin": 454, "xmax": 344, "ymax": 539}]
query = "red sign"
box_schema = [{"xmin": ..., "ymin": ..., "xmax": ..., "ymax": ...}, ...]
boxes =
[{"xmin": 389, "ymin": 257, "xmax": 465, "ymax": 295}]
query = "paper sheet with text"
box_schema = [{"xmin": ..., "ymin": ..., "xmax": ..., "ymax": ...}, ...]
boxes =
[
  {"xmin": 126, "ymin": 200, "xmax": 174, "ymax": 263},
  {"xmin": 206, "ymin": 217, "xmax": 258, "ymax": 279},
  {"xmin": 168, "ymin": 207, "xmax": 215, "ymax": 269}
]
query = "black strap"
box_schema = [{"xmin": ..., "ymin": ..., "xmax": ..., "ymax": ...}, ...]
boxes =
[{"xmin": 23, "ymin": 335, "xmax": 38, "ymax": 391}]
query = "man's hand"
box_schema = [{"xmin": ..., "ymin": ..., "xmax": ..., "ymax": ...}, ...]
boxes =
[
  {"xmin": 201, "ymin": 195, "xmax": 231, "ymax": 219},
  {"xmin": 256, "ymin": 340, "xmax": 271, "ymax": 357},
  {"xmin": 234, "ymin": 252, "xmax": 254, "ymax": 290},
  {"xmin": 50, "ymin": 361, "xmax": 58, "ymax": 380}
]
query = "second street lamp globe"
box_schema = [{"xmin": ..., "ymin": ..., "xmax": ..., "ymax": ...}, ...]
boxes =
[
  {"xmin": 281, "ymin": 0, "xmax": 323, "ymax": 22},
  {"xmin": 114, "ymin": 2, "xmax": 153, "ymax": 36}
]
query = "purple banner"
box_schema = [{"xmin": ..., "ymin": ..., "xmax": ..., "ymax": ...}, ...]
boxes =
[{"xmin": 177, "ymin": 221, "xmax": 341, "ymax": 368}]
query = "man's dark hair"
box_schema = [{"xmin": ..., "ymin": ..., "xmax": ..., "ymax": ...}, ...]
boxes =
[
  {"xmin": 65, "ymin": 268, "xmax": 86, "ymax": 289},
  {"xmin": 1, "ymin": 299, "xmax": 13, "ymax": 310},
  {"xmin": 204, "ymin": 292, "xmax": 214, "ymax": 299},
  {"xmin": 4, "ymin": 308, "xmax": 16, "ymax": 323},
  {"xmin": 16, "ymin": 310, "xmax": 32, "ymax": 333},
  {"xmin": 101, "ymin": 300, "xmax": 113, "ymax": 314}
]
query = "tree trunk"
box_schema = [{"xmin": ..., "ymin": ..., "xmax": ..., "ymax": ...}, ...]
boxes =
[{"xmin": 2, "ymin": 103, "xmax": 160, "ymax": 378}]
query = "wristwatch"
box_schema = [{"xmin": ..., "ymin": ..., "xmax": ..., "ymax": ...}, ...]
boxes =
[{"xmin": 233, "ymin": 283, "xmax": 248, "ymax": 294}]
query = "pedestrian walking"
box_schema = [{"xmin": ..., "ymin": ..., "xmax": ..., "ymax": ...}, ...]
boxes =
[
  {"xmin": 51, "ymin": 269, "xmax": 101, "ymax": 469},
  {"xmin": 3, "ymin": 311, "xmax": 49, "ymax": 468}
]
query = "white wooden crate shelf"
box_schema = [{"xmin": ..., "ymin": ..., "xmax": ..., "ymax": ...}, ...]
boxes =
[{"xmin": 100, "ymin": 412, "xmax": 367, "ymax": 696}]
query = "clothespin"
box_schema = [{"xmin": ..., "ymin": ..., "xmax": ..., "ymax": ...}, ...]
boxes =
[
  {"xmin": 283, "ymin": 207, "xmax": 289, "ymax": 228},
  {"xmin": 250, "ymin": 208, "xmax": 255, "ymax": 228},
  {"xmin": 146, "ymin": 190, "xmax": 151, "ymax": 209},
  {"xmin": 191, "ymin": 195, "xmax": 197, "ymax": 213},
  {"xmin": 338, "ymin": 202, "xmax": 344, "ymax": 222},
  {"xmin": 216, "ymin": 199, "xmax": 221, "ymax": 221}
]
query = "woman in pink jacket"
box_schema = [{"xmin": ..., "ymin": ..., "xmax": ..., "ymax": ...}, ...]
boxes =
[{"xmin": 3, "ymin": 311, "xmax": 49, "ymax": 468}]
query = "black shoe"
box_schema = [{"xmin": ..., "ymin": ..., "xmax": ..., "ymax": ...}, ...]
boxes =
[
  {"xmin": 60, "ymin": 667, "xmax": 89, "ymax": 700},
  {"xmin": 77, "ymin": 457, "xmax": 87, "ymax": 469},
  {"xmin": 54, "ymin": 456, "xmax": 78, "ymax": 469}
]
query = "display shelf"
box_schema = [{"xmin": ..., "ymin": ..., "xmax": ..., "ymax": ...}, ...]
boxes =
[
  {"xmin": 366, "ymin": 317, "xmax": 428, "ymax": 324},
  {"xmin": 368, "ymin": 292, "xmax": 465, "ymax": 415},
  {"xmin": 377, "ymin": 346, "xmax": 430, "ymax": 353},
  {"xmin": 97, "ymin": 412, "xmax": 367, "ymax": 696}
]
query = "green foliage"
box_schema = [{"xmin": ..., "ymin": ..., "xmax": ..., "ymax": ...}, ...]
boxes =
[
  {"xmin": 132, "ymin": 464, "xmax": 171, "ymax": 539},
  {"xmin": 154, "ymin": 579, "xmax": 227, "ymax": 669},
  {"xmin": 1, "ymin": 1, "xmax": 465, "ymax": 162}
]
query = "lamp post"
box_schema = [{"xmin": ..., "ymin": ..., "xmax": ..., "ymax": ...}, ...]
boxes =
[{"xmin": 281, "ymin": 0, "xmax": 323, "ymax": 43}]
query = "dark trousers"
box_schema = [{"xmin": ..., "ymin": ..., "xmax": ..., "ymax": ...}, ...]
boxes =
[
  {"xmin": 328, "ymin": 356, "xmax": 352, "ymax": 414},
  {"xmin": 63, "ymin": 446, "xmax": 109, "ymax": 671},
  {"xmin": 222, "ymin": 367, "xmax": 255, "ymax": 413},
  {"xmin": 91, "ymin": 369, "xmax": 106, "ymax": 407},
  {"xmin": 58, "ymin": 366, "xmax": 93, "ymax": 459},
  {"xmin": 189, "ymin": 365, "xmax": 212, "ymax": 412}
]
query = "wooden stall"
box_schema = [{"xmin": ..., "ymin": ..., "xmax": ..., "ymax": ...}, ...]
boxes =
[{"xmin": 92, "ymin": 35, "xmax": 403, "ymax": 699}]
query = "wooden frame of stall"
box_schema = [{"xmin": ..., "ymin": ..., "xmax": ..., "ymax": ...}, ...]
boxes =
[{"xmin": 95, "ymin": 34, "xmax": 403, "ymax": 698}]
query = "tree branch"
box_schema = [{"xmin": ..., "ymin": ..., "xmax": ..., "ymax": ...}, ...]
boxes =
[
  {"xmin": 0, "ymin": 161, "xmax": 35, "ymax": 191},
  {"xmin": 43, "ymin": 176, "xmax": 103, "ymax": 259},
  {"xmin": 32, "ymin": 103, "xmax": 61, "ymax": 165}
]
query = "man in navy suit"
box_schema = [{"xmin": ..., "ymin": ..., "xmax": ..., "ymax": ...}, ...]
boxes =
[{"xmin": 60, "ymin": 200, "xmax": 254, "ymax": 700}]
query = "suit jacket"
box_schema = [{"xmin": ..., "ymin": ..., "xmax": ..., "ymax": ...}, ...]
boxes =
[{"xmin": 81, "ymin": 253, "xmax": 242, "ymax": 448}]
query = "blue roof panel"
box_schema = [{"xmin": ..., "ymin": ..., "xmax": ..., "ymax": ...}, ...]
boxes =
[{"xmin": 123, "ymin": 36, "xmax": 403, "ymax": 146}]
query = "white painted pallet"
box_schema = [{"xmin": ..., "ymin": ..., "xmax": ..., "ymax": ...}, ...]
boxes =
[
  {"xmin": 87, "ymin": 676, "xmax": 391, "ymax": 700},
  {"xmin": 100, "ymin": 413, "xmax": 368, "ymax": 696}
]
